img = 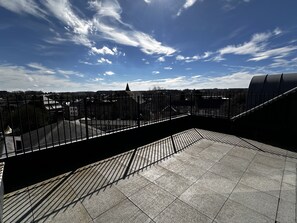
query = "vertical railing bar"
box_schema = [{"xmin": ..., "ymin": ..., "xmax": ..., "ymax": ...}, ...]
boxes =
[
  {"xmin": 0, "ymin": 109, "xmax": 8, "ymax": 158},
  {"xmin": 61, "ymin": 97, "xmax": 67, "ymax": 144},
  {"xmin": 15, "ymin": 95, "xmax": 25, "ymax": 154},
  {"xmin": 7, "ymin": 96, "xmax": 16, "ymax": 155},
  {"xmin": 66, "ymin": 95, "xmax": 72, "ymax": 143},
  {"xmin": 47, "ymin": 96, "xmax": 55, "ymax": 148},
  {"xmin": 32, "ymin": 94, "xmax": 41, "ymax": 151},
  {"xmin": 40, "ymin": 96, "xmax": 48, "ymax": 150},
  {"xmin": 24, "ymin": 94, "xmax": 33, "ymax": 152},
  {"xmin": 54, "ymin": 96, "xmax": 61, "ymax": 146},
  {"xmin": 84, "ymin": 97, "xmax": 89, "ymax": 140}
]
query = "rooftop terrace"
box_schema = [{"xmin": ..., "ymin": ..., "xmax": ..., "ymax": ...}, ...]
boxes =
[{"xmin": 3, "ymin": 128, "xmax": 296, "ymax": 223}]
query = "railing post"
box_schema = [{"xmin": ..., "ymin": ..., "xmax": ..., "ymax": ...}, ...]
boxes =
[
  {"xmin": 84, "ymin": 98, "xmax": 89, "ymax": 139},
  {"xmin": 137, "ymin": 96, "xmax": 140, "ymax": 128},
  {"xmin": 228, "ymin": 91, "xmax": 231, "ymax": 119},
  {"xmin": 190, "ymin": 93, "xmax": 193, "ymax": 115},
  {"xmin": 169, "ymin": 94, "xmax": 172, "ymax": 121},
  {"xmin": 0, "ymin": 110, "xmax": 8, "ymax": 158}
]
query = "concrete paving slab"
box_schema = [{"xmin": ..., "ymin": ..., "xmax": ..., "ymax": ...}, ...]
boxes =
[
  {"xmin": 218, "ymin": 154, "xmax": 251, "ymax": 171},
  {"xmin": 35, "ymin": 201, "xmax": 92, "ymax": 223},
  {"xmin": 196, "ymin": 172, "xmax": 237, "ymax": 197},
  {"xmin": 81, "ymin": 186, "xmax": 126, "ymax": 219},
  {"xmin": 229, "ymin": 183, "xmax": 278, "ymax": 220},
  {"xmin": 209, "ymin": 162, "xmax": 244, "ymax": 183},
  {"xmin": 227, "ymin": 146, "xmax": 256, "ymax": 162},
  {"xmin": 276, "ymin": 199, "xmax": 296, "ymax": 223},
  {"xmin": 280, "ymin": 182, "xmax": 296, "ymax": 204},
  {"xmin": 184, "ymin": 144, "xmax": 207, "ymax": 158},
  {"xmin": 115, "ymin": 174, "xmax": 150, "ymax": 197},
  {"xmin": 154, "ymin": 199, "xmax": 212, "ymax": 223},
  {"xmin": 285, "ymin": 160, "xmax": 297, "ymax": 173},
  {"xmin": 129, "ymin": 183, "xmax": 175, "ymax": 219},
  {"xmin": 253, "ymin": 153, "xmax": 285, "ymax": 170},
  {"xmin": 93, "ymin": 199, "xmax": 151, "ymax": 223},
  {"xmin": 240, "ymin": 170, "xmax": 281, "ymax": 198},
  {"xmin": 154, "ymin": 171, "xmax": 192, "ymax": 197},
  {"xmin": 139, "ymin": 164, "xmax": 169, "ymax": 182},
  {"xmin": 3, "ymin": 188, "xmax": 34, "ymax": 223},
  {"xmin": 247, "ymin": 161, "xmax": 283, "ymax": 183},
  {"xmin": 67, "ymin": 164, "xmax": 111, "ymax": 198},
  {"xmin": 215, "ymin": 199, "xmax": 274, "ymax": 223},
  {"xmin": 174, "ymin": 152, "xmax": 215, "ymax": 171},
  {"xmin": 198, "ymin": 144, "xmax": 231, "ymax": 162},
  {"xmin": 193, "ymin": 138, "xmax": 214, "ymax": 149},
  {"xmin": 179, "ymin": 182, "xmax": 227, "ymax": 219},
  {"xmin": 283, "ymin": 170, "xmax": 296, "ymax": 186},
  {"xmin": 28, "ymin": 175, "xmax": 78, "ymax": 221}
]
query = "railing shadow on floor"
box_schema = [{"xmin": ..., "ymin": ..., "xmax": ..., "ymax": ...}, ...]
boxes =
[{"xmin": 3, "ymin": 128, "xmax": 203, "ymax": 223}]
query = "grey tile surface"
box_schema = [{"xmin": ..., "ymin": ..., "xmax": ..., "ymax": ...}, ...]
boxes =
[
  {"xmin": 93, "ymin": 199, "xmax": 151, "ymax": 223},
  {"xmin": 283, "ymin": 170, "xmax": 296, "ymax": 186},
  {"xmin": 4, "ymin": 128, "xmax": 297, "ymax": 223},
  {"xmin": 81, "ymin": 186, "xmax": 126, "ymax": 219},
  {"xmin": 179, "ymin": 182, "xmax": 227, "ymax": 219},
  {"xmin": 240, "ymin": 170, "xmax": 281, "ymax": 198},
  {"xmin": 196, "ymin": 172, "xmax": 237, "ymax": 196},
  {"xmin": 215, "ymin": 199, "xmax": 274, "ymax": 223},
  {"xmin": 3, "ymin": 188, "xmax": 34, "ymax": 223},
  {"xmin": 209, "ymin": 162, "xmax": 244, "ymax": 183},
  {"xmin": 139, "ymin": 164, "xmax": 169, "ymax": 182},
  {"xmin": 280, "ymin": 182, "xmax": 296, "ymax": 203},
  {"xmin": 247, "ymin": 161, "xmax": 283, "ymax": 183},
  {"xmin": 276, "ymin": 199, "xmax": 296, "ymax": 223},
  {"xmin": 115, "ymin": 174, "xmax": 150, "ymax": 197},
  {"xmin": 229, "ymin": 183, "xmax": 278, "ymax": 220},
  {"xmin": 35, "ymin": 201, "xmax": 92, "ymax": 223},
  {"xmin": 130, "ymin": 183, "xmax": 175, "ymax": 219},
  {"xmin": 218, "ymin": 154, "xmax": 250, "ymax": 171},
  {"xmin": 154, "ymin": 171, "xmax": 192, "ymax": 197},
  {"xmin": 154, "ymin": 199, "xmax": 212, "ymax": 223}
]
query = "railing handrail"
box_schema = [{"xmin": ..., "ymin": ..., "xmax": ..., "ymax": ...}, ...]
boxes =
[{"xmin": 231, "ymin": 85, "xmax": 297, "ymax": 121}]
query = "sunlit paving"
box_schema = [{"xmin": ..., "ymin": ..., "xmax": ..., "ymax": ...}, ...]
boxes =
[{"xmin": 1, "ymin": 129, "xmax": 296, "ymax": 222}]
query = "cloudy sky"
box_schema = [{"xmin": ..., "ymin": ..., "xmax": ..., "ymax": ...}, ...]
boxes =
[{"xmin": 0, "ymin": 0, "xmax": 297, "ymax": 91}]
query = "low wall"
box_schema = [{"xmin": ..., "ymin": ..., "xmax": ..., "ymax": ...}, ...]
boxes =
[{"xmin": 3, "ymin": 116, "xmax": 192, "ymax": 193}]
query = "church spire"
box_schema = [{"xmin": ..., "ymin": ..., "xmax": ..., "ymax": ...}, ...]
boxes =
[{"xmin": 125, "ymin": 83, "xmax": 130, "ymax": 91}]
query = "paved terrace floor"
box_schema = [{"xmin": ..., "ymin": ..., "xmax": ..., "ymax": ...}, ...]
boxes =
[{"xmin": 3, "ymin": 128, "xmax": 297, "ymax": 223}]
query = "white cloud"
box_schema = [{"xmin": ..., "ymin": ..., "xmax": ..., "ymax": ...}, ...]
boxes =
[
  {"xmin": 177, "ymin": 0, "xmax": 200, "ymax": 16},
  {"xmin": 164, "ymin": 66, "xmax": 173, "ymax": 70},
  {"xmin": 0, "ymin": 64, "xmax": 84, "ymax": 91},
  {"xmin": 44, "ymin": 0, "xmax": 92, "ymax": 47},
  {"xmin": 98, "ymin": 57, "xmax": 112, "ymax": 64},
  {"xmin": 1, "ymin": 0, "xmax": 176, "ymax": 56},
  {"xmin": 91, "ymin": 46, "xmax": 116, "ymax": 55},
  {"xmin": 248, "ymin": 46, "xmax": 297, "ymax": 61},
  {"xmin": 157, "ymin": 57, "xmax": 165, "ymax": 62},
  {"xmin": 216, "ymin": 28, "xmax": 297, "ymax": 62},
  {"xmin": 152, "ymin": 71, "xmax": 160, "ymax": 75},
  {"xmin": 90, "ymin": 0, "xmax": 176, "ymax": 55},
  {"xmin": 27, "ymin": 62, "xmax": 56, "ymax": 74},
  {"xmin": 57, "ymin": 69, "xmax": 84, "ymax": 77},
  {"xmin": 0, "ymin": 63, "xmax": 260, "ymax": 91},
  {"xmin": 176, "ymin": 54, "xmax": 200, "ymax": 62},
  {"xmin": 144, "ymin": 0, "xmax": 151, "ymax": 4},
  {"xmin": 103, "ymin": 71, "xmax": 115, "ymax": 76},
  {"xmin": 0, "ymin": 0, "xmax": 47, "ymax": 18}
]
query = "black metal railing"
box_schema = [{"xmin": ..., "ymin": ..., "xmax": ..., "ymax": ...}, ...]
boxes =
[{"xmin": 0, "ymin": 90, "xmax": 250, "ymax": 158}]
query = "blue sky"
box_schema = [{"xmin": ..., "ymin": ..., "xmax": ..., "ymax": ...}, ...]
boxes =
[{"xmin": 0, "ymin": 0, "xmax": 297, "ymax": 91}]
